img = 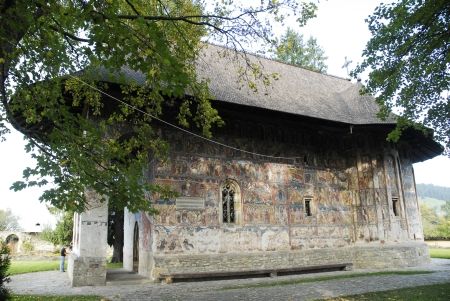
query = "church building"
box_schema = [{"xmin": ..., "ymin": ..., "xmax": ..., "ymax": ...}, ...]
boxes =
[{"xmin": 68, "ymin": 45, "xmax": 442, "ymax": 286}]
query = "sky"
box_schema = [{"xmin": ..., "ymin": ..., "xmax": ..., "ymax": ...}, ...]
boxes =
[{"xmin": 0, "ymin": 0, "xmax": 449, "ymax": 231}]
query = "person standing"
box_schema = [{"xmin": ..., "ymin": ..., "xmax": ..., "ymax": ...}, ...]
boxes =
[{"xmin": 60, "ymin": 246, "xmax": 67, "ymax": 272}]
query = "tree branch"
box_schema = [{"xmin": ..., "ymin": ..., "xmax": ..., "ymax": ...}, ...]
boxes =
[
  {"xmin": 124, "ymin": 0, "xmax": 141, "ymax": 16},
  {"xmin": 94, "ymin": 4, "xmax": 279, "ymax": 26},
  {"xmin": 48, "ymin": 25, "xmax": 91, "ymax": 42}
]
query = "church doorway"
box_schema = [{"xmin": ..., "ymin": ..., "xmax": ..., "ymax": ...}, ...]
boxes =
[{"xmin": 132, "ymin": 222, "xmax": 139, "ymax": 273}]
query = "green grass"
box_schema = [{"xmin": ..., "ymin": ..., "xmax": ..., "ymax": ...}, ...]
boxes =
[
  {"xmin": 8, "ymin": 261, "xmax": 66, "ymax": 275},
  {"xmin": 12, "ymin": 296, "xmax": 101, "ymax": 301},
  {"xmin": 319, "ymin": 282, "xmax": 450, "ymax": 301},
  {"xmin": 107, "ymin": 262, "xmax": 123, "ymax": 269},
  {"xmin": 8, "ymin": 260, "xmax": 123, "ymax": 275},
  {"xmin": 221, "ymin": 271, "xmax": 434, "ymax": 290},
  {"xmin": 429, "ymin": 248, "xmax": 450, "ymax": 259}
]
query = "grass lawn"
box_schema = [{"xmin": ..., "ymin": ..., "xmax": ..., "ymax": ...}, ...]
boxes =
[
  {"xmin": 429, "ymin": 248, "xmax": 450, "ymax": 259},
  {"xmin": 106, "ymin": 262, "xmax": 123, "ymax": 269},
  {"xmin": 320, "ymin": 282, "xmax": 450, "ymax": 300},
  {"xmin": 8, "ymin": 261, "xmax": 66, "ymax": 275},
  {"xmin": 12, "ymin": 296, "xmax": 101, "ymax": 301},
  {"xmin": 222, "ymin": 270, "xmax": 433, "ymax": 290},
  {"xmin": 8, "ymin": 260, "xmax": 123, "ymax": 275}
]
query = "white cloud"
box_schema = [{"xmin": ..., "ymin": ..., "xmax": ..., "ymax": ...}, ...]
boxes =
[{"xmin": 0, "ymin": 128, "xmax": 56, "ymax": 231}]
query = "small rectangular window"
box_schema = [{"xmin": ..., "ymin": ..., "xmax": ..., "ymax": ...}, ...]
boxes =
[
  {"xmin": 304, "ymin": 198, "xmax": 312, "ymax": 217},
  {"xmin": 392, "ymin": 197, "xmax": 399, "ymax": 216}
]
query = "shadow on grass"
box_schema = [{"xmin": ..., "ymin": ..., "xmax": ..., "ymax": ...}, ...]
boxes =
[
  {"xmin": 318, "ymin": 282, "xmax": 450, "ymax": 301},
  {"xmin": 221, "ymin": 270, "xmax": 434, "ymax": 290}
]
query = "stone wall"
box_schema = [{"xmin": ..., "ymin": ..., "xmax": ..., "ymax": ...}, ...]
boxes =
[{"xmin": 0, "ymin": 232, "xmax": 55, "ymax": 255}]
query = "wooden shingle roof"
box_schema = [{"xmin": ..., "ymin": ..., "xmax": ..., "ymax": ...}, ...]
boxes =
[
  {"xmin": 196, "ymin": 44, "xmax": 393, "ymax": 125},
  {"xmin": 113, "ymin": 44, "xmax": 394, "ymax": 125}
]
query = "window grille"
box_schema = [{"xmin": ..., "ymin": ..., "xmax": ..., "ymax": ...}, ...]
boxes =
[{"xmin": 222, "ymin": 184, "xmax": 235, "ymax": 223}]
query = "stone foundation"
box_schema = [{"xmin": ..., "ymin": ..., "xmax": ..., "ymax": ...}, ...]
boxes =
[
  {"xmin": 68, "ymin": 254, "xmax": 107, "ymax": 286},
  {"xmin": 151, "ymin": 242, "xmax": 429, "ymax": 279},
  {"xmin": 352, "ymin": 242, "xmax": 429, "ymax": 268}
]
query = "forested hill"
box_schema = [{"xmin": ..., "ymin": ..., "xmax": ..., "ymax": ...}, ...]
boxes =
[{"xmin": 416, "ymin": 184, "xmax": 450, "ymax": 201}]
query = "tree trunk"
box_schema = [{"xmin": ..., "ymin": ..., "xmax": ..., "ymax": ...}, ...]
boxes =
[{"xmin": 108, "ymin": 209, "xmax": 124, "ymax": 263}]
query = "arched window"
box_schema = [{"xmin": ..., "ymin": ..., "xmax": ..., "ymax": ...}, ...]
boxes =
[{"xmin": 221, "ymin": 179, "xmax": 241, "ymax": 224}]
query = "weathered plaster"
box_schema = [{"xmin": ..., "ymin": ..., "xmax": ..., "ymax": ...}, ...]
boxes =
[
  {"xmin": 68, "ymin": 191, "xmax": 108, "ymax": 287},
  {"xmin": 122, "ymin": 119, "xmax": 427, "ymax": 280}
]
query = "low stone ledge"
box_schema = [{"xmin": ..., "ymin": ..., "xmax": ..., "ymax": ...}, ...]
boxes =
[
  {"xmin": 158, "ymin": 263, "xmax": 353, "ymax": 283},
  {"xmin": 151, "ymin": 242, "xmax": 429, "ymax": 280}
]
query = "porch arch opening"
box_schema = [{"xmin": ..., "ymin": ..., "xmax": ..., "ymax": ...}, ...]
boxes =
[{"xmin": 132, "ymin": 222, "xmax": 139, "ymax": 273}]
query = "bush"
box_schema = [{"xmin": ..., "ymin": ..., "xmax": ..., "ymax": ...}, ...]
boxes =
[
  {"xmin": 0, "ymin": 239, "xmax": 11, "ymax": 300},
  {"xmin": 21, "ymin": 239, "xmax": 34, "ymax": 253},
  {"xmin": 38, "ymin": 225, "xmax": 55, "ymax": 244}
]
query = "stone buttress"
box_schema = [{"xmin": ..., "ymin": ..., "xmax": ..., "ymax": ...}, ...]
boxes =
[{"xmin": 68, "ymin": 191, "xmax": 108, "ymax": 287}]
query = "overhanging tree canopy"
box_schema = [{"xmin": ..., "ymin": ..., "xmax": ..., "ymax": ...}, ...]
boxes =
[
  {"xmin": 0, "ymin": 0, "xmax": 317, "ymax": 212},
  {"xmin": 354, "ymin": 0, "xmax": 449, "ymax": 153}
]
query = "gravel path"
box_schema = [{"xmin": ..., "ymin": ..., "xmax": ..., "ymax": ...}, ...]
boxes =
[{"xmin": 7, "ymin": 259, "xmax": 450, "ymax": 300}]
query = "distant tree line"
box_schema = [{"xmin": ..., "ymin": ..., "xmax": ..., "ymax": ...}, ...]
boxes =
[
  {"xmin": 416, "ymin": 184, "xmax": 450, "ymax": 201},
  {"xmin": 0, "ymin": 209, "xmax": 21, "ymax": 232},
  {"xmin": 421, "ymin": 202, "xmax": 450, "ymax": 240},
  {"xmin": 418, "ymin": 183, "xmax": 450, "ymax": 240}
]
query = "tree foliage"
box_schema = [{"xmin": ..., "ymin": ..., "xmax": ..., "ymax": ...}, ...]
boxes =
[
  {"xmin": 420, "ymin": 203, "xmax": 450, "ymax": 240},
  {"xmin": 0, "ymin": 1, "xmax": 317, "ymax": 212},
  {"xmin": 354, "ymin": 0, "xmax": 450, "ymax": 152},
  {"xmin": 442, "ymin": 202, "xmax": 450, "ymax": 220},
  {"xmin": 108, "ymin": 208, "xmax": 124, "ymax": 263},
  {"xmin": 39, "ymin": 209, "xmax": 73, "ymax": 246},
  {"xmin": 275, "ymin": 28, "xmax": 327, "ymax": 73},
  {"xmin": 0, "ymin": 209, "xmax": 21, "ymax": 231},
  {"xmin": 0, "ymin": 239, "xmax": 11, "ymax": 301}
]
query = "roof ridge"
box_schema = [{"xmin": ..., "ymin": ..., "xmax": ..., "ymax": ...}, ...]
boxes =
[{"xmin": 203, "ymin": 42, "xmax": 352, "ymax": 83}]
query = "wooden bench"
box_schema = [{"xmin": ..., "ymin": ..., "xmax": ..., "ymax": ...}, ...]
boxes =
[{"xmin": 159, "ymin": 263, "xmax": 353, "ymax": 284}]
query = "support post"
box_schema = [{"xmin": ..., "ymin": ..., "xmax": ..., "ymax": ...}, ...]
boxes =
[{"xmin": 68, "ymin": 190, "xmax": 108, "ymax": 286}]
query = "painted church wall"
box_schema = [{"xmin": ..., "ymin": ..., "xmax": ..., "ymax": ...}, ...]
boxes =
[
  {"xmin": 142, "ymin": 122, "xmax": 424, "ymax": 259},
  {"xmin": 400, "ymin": 157, "xmax": 423, "ymax": 240},
  {"xmin": 151, "ymin": 151, "xmax": 357, "ymax": 255}
]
